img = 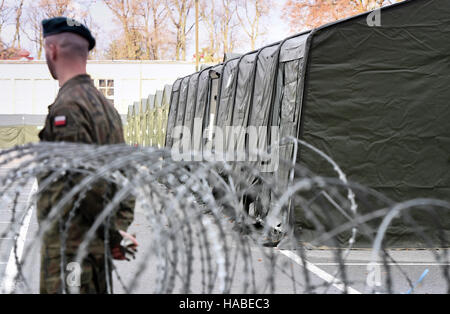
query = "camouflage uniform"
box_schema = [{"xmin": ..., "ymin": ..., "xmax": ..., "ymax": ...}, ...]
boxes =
[{"xmin": 38, "ymin": 74, "xmax": 135, "ymax": 294}]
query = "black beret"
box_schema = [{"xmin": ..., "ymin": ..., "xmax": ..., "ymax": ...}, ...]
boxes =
[{"xmin": 42, "ymin": 17, "xmax": 96, "ymax": 51}]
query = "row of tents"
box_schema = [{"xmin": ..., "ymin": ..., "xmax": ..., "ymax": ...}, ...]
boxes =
[
  {"xmin": 160, "ymin": 0, "xmax": 450, "ymax": 247},
  {"xmin": 126, "ymin": 85, "xmax": 172, "ymax": 148}
]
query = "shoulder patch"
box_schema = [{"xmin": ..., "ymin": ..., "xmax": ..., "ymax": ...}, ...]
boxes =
[{"xmin": 54, "ymin": 116, "xmax": 67, "ymax": 127}]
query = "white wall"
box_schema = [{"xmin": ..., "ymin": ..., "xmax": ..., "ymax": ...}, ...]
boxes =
[
  {"xmin": 0, "ymin": 61, "xmax": 196, "ymax": 115},
  {"xmin": 0, "ymin": 62, "xmax": 59, "ymax": 115}
]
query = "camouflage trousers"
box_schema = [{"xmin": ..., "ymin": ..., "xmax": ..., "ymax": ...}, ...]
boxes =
[{"xmin": 40, "ymin": 246, "xmax": 112, "ymax": 294}]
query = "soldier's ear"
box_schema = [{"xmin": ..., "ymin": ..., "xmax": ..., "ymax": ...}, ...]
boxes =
[
  {"xmin": 44, "ymin": 41, "xmax": 57, "ymax": 62},
  {"xmin": 50, "ymin": 44, "xmax": 58, "ymax": 61}
]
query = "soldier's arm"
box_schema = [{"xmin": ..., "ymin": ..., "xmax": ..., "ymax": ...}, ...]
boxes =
[
  {"xmin": 48, "ymin": 102, "xmax": 123, "ymax": 239},
  {"xmin": 109, "ymin": 175, "xmax": 137, "ymax": 260},
  {"xmin": 111, "ymin": 113, "xmax": 135, "ymax": 232},
  {"xmin": 48, "ymin": 102, "xmax": 94, "ymax": 144},
  {"xmin": 115, "ymin": 194, "xmax": 135, "ymax": 231},
  {"xmin": 110, "ymin": 170, "xmax": 135, "ymax": 232},
  {"xmin": 49, "ymin": 101, "xmax": 137, "ymax": 253}
]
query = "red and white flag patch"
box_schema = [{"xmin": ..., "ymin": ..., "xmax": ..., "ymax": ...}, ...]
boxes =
[{"xmin": 54, "ymin": 116, "xmax": 67, "ymax": 127}]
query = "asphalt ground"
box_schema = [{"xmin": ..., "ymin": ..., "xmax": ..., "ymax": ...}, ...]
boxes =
[
  {"xmin": 111, "ymin": 210, "xmax": 450, "ymax": 294},
  {"xmin": 0, "ymin": 159, "xmax": 448, "ymax": 294}
]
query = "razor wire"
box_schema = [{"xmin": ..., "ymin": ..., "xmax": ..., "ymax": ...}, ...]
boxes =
[{"xmin": 0, "ymin": 140, "xmax": 448, "ymax": 294}]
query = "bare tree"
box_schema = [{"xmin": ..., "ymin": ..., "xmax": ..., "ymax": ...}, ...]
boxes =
[
  {"xmin": 104, "ymin": 35, "xmax": 126, "ymax": 60},
  {"xmin": 235, "ymin": 0, "xmax": 271, "ymax": 51},
  {"xmin": 199, "ymin": 0, "xmax": 221, "ymax": 62},
  {"xmin": 22, "ymin": 0, "xmax": 80, "ymax": 59},
  {"xmin": 39, "ymin": 0, "xmax": 75, "ymax": 17},
  {"xmin": 283, "ymin": 0, "xmax": 394, "ymax": 32},
  {"xmin": 137, "ymin": 0, "xmax": 170, "ymax": 60},
  {"xmin": 11, "ymin": 0, "xmax": 25, "ymax": 49},
  {"xmin": 164, "ymin": 0, "xmax": 194, "ymax": 61},
  {"xmin": 23, "ymin": 2, "xmax": 45, "ymax": 59},
  {"xmin": 103, "ymin": 0, "xmax": 145, "ymax": 60},
  {"xmin": 354, "ymin": 0, "xmax": 393, "ymax": 11},
  {"xmin": 0, "ymin": 0, "xmax": 12, "ymax": 46},
  {"xmin": 219, "ymin": 0, "xmax": 239, "ymax": 55},
  {"xmin": 199, "ymin": 0, "xmax": 240, "ymax": 61}
]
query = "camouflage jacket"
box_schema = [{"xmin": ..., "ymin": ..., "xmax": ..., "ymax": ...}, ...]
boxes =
[{"xmin": 38, "ymin": 74, "xmax": 135, "ymax": 256}]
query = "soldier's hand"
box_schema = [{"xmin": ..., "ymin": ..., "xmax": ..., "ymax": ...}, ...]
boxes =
[
  {"xmin": 119, "ymin": 230, "xmax": 138, "ymax": 248},
  {"xmin": 111, "ymin": 230, "xmax": 138, "ymax": 261}
]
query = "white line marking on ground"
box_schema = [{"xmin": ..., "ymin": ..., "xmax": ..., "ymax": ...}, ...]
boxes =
[
  {"xmin": 1, "ymin": 180, "xmax": 37, "ymax": 294},
  {"xmin": 279, "ymin": 250, "xmax": 362, "ymax": 294}
]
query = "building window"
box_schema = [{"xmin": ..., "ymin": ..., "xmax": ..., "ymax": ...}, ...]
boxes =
[{"xmin": 95, "ymin": 79, "xmax": 115, "ymax": 106}]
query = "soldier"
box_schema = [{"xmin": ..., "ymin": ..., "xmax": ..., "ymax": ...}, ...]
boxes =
[{"xmin": 37, "ymin": 17, "xmax": 137, "ymax": 294}]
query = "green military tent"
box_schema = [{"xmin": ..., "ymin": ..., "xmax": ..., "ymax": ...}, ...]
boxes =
[
  {"xmin": 139, "ymin": 98, "xmax": 148, "ymax": 147},
  {"xmin": 147, "ymin": 94, "xmax": 156, "ymax": 147},
  {"xmin": 166, "ymin": 0, "xmax": 450, "ymax": 247},
  {"xmin": 126, "ymin": 105, "xmax": 134, "ymax": 145},
  {"xmin": 166, "ymin": 78, "xmax": 183, "ymax": 148},
  {"xmin": 159, "ymin": 85, "xmax": 172, "ymax": 147},
  {"xmin": 133, "ymin": 101, "xmax": 141, "ymax": 146},
  {"xmin": 153, "ymin": 90, "xmax": 163, "ymax": 148},
  {"xmin": 0, "ymin": 115, "xmax": 45, "ymax": 148}
]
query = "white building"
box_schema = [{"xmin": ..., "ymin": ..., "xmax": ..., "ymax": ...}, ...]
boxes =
[{"xmin": 0, "ymin": 60, "xmax": 196, "ymax": 119}]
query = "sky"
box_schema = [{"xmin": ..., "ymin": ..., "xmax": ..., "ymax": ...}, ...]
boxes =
[{"xmin": 1, "ymin": 0, "xmax": 294, "ymax": 61}]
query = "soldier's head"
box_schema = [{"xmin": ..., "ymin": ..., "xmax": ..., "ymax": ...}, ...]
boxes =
[
  {"xmin": 44, "ymin": 32, "xmax": 89, "ymax": 79},
  {"xmin": 41, "ymin": 17, "xmax": 95, "ymax": 82}
]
